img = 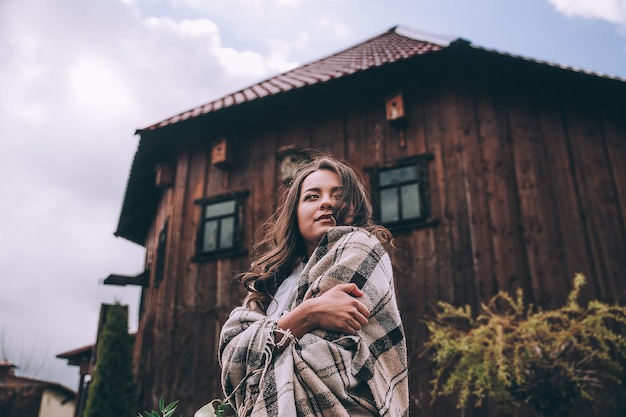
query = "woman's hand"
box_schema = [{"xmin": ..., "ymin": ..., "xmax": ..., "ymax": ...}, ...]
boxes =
[
  {"xmin": 277, "ymin": 283, "xmax": 370, "ymax": 339},
  {"xmin": 313, "ymin": 283, "xmax": 370, "ymax": 334}
]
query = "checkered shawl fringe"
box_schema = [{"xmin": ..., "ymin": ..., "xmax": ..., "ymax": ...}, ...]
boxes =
[{"xmin": 218, "ymin": 226, "xmax": 409, "ymax": 417}]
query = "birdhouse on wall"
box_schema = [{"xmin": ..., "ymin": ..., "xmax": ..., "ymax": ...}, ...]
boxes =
[
  {"xmin": 385, "ymin": 92, "xmax": 406, "ymax": 125},
  {"xmin": 211, "ymin": 138, "xmax": 231, "ymax": 169},
  {"xmin": 155, "ymin": 163, "xmax": 175, "ymax": 188}
]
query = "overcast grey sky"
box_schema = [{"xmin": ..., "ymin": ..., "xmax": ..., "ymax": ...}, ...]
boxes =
[{"xmin": 1, "ymin": 0, "xmax": 624, "ymax": 392}]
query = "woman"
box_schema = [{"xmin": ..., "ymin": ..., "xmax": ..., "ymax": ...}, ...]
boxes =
[{"xmin": 218, "ymin": 155, "xmax": 409, "ymax": 416}]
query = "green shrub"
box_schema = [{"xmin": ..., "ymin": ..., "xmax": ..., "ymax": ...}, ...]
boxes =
[{"xmin": 423, "ymin": 274, "xmax": 626, "ymax": 417}]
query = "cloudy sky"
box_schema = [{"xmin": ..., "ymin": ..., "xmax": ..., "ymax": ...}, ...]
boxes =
[{"xmin": 0, "ymin": 0, "xmax": 624, "ymax": 392}]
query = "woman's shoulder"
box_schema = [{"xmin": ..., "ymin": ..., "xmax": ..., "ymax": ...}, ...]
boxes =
[{"xmin": 325, "ymin": 226, "xmax": 383, "ymax": 248}]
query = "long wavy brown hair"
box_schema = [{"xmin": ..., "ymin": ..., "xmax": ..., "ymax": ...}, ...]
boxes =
[{"xmin": 242, "ymin": 154, "xmax": 391, "ymax": 308}]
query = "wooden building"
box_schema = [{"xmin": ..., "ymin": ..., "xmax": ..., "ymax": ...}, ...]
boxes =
[
  {"xmin": 110, "ymin": 26, "xmax": 626, "ymax": 416},
  {"xmin": 0, "ymin": 360, "xmax": 76, "ymax": 417},
  {"xmin": 56, "ymin": 344, "xmax": 91, "ymax": 417}
]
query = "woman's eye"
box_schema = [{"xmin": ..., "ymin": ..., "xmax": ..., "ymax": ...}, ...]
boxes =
[{"xmin": 304, "ymin": 194, "xmax": 318, "ymax": 201}]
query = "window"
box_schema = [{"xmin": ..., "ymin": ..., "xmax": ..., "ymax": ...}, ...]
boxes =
[
  {"xmin": 193, "ymin": 190, "xmax": 249, "ymax": 261},
  {"xmin": 368, "ymin": 154, "xmax": 437, "ymax": 231},
  {"xmin": 154, "ymin": 219, "xmax": 169, "ymax": 288}
]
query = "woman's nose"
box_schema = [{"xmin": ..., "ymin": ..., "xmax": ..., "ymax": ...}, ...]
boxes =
[{"xmin": 319, "ymin": 195, "xmax": 334, "ymax": 209}]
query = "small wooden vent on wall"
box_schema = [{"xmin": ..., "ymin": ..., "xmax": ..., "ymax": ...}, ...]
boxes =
[
  {"xmin": 155, "ymin": 163, "xmax": 175, "ymax": 188},
  {"xmin": 211, "ymin": 138, "xmax": 231, "ymax": 169},
  {"xmin": 385, "ymin": 92, "xmax": 406, "ymax": 125}
]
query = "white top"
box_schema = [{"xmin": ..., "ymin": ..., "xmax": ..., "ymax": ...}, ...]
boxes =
[{"xmin": 266, "ymin": 262, "xmax": 305, "ymax": 319}]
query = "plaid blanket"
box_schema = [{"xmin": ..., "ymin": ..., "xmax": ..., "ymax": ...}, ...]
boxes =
[{"xmin": 219, "ymin": 226, "xmax": 409, "ymax": 416}]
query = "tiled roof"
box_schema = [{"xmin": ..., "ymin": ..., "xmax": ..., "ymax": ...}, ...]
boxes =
[
  {"xmin": 469, "ymin": 43, "xmax": 626, "ymax": 82},
  {"xmin": 140, "ymin": 26, "xmax": 454, "ymax": 132}
]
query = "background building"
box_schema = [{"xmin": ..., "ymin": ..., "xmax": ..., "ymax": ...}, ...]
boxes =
[{"xmin": 0, "ymin": 360, "xmax": 76, "ymax": 417}]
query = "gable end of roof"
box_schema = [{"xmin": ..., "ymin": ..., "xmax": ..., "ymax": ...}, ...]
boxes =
[{"xmin": 138, "ymin": 26, "xmax": 452, "ymax": 133}]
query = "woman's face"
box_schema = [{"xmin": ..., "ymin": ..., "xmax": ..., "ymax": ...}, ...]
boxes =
[{"xmin": 297, "ymin": 169, "xmax": 341, "ymax": 256}]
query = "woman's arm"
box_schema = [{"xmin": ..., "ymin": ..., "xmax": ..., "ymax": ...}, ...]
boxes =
[{"xmin": 276, "ymin": 283, "xmax": 370, "ymax": 341}]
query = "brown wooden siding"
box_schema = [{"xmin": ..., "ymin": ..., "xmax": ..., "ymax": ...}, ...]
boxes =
[{"xmin": 132, "ymin": 59, "xmax": 626, "ymax": 416}]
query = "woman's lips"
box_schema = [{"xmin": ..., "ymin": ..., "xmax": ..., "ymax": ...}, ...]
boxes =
[{"xmin": 316, "ymin": 214, "xmax": 336, "ymax": 225}]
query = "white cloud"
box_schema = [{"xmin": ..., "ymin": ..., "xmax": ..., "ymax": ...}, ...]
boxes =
[
  {"xmin": 548, "ymin": 0, "xmax": 626, "ymax": 24},
  {"xmin": 141, "ymin": 16, "xmax": 291, "ymax": 79},
  {"xmin": 215, "ymin": 48, "xmax": 268, "ymax": 75},
  {"xmin": 275, "ymin": 0, "xmax": 305, "ymax": 5},
  {"xmin": 144, "ymin": 16, "xmax": 219, "ymax": 37},
  {"xmin": 69, "ymin": 59, "xmax": 135, "ymax": 115},
  {"xmin": 166, "ymin": 0, "xmax": 357, "ymax": 67}
]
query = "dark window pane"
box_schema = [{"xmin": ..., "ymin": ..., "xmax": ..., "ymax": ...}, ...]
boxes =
[
  {"xmin": 379, "ymin": 165, "xmax": 417, "ymax": 186},
  {"xmin": 401, "ymin": 184, "xmax": 421, "ymax": 219},
  {"xmin": 203, "ymin": 220, "xmax": 218, "ymax": 252},
  {"xmin": 220, "ymin": 217, "xmax": 235, "ymax": 249},
  {"xmin": 380, "ymin": 188, "xmax": 399, "ymax": 222},
  {"xmin": 205, "ymin": 200, "xmax": 236, "ymax": 218},
  {"xmin": 154, "ymin": 220, "xmax": 168, "ymax": 287}
]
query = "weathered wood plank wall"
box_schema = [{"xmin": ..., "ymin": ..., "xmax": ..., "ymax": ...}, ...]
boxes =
[{"xmin": 133, "ymin": 62, "xmax": 626, "ymax": 417}]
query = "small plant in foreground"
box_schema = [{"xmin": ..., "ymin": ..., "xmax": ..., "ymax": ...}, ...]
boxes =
[
  {"xmin": 138, "ymin": 395, "xmax": 179, "ymax": 417},
  {"xmin": 138, "ymin": 396, "xmax": 237, "ymax": 417},
  {"xmin": 422, "ymin": 274, "xmax": 626, "ymax": 417},
  {"xmin": 195, "ymin": 398, "xmax": 236, "ymax": 417}
]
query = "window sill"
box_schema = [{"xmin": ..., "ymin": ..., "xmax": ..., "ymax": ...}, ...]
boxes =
[
  {"xmin": 384, "ymin": 217, "xmax": 440, "ymax": 234},
  {"xmin": 191, "ymin": 248, "xmax": 248, "ymax": 263}
]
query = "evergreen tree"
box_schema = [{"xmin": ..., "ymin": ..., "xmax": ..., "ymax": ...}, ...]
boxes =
[{"xmin": 83, "ymin": 302, "xmax": 136, "ymax": 417}]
